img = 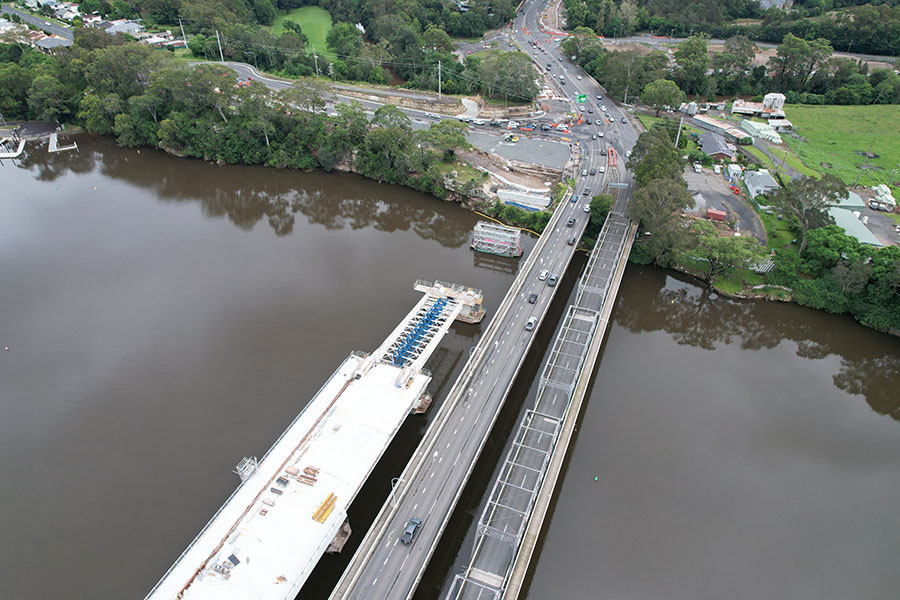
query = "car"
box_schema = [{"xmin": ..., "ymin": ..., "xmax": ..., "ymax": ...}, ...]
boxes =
[
  {"xmin": 598, "ymin": 166, "xmax": 605, "ymax": 173},
  {"xmin": 588, "ymin": 108, "xmax": 593, "ymax": 114},
  {"xmin": 400, "ymin": 518, "xmax": 421, "ymax": 545},
  {"xmin": 693, "ymin": 162, "xmax": 702, "ymax": 173},
  {"xmin": 577, "ymin": 75, "xmax": 582, "ymax": 80},
  {"xmin": 547, "ymin": 275, "xmax": 558, "ymax": 287},
  {"xmin": 713, "ymin": 164, "xmax": 721, "ymax": 174},
  {"xmin": 558, "ymin": 57, "xmax": 562, "ymax": 61},
  {"xmin": 566, "ymin": 218, "xmax": 576, "ymax": 227},
  {"xmin": 586, "ymin": 118, "xmax": 592, "ymax": 125},
  {"xmin": 541, "ymin": 123, "xmax": 552, "ymax": 131},
  {"xmin": 525, "ymin": 316, "xmax": 538, "ymax": 331},
  {"xmin": 590, "ymin": 168, "xmax": 596, "ymax": 175},
  {"xmin": 582, "ymin": 169, "xmax": 588, "ymax": 176},
  {"xmin": 591, "ymin": 134, "xmax": 596, "ymax": 140},
  {"xmin": 584, "ymin": 204, "xmax": 591, "ymax": 213},
  {"xmin": 547, "ymin": 63, "xmax": 552, "ymax": 68},
  {"xmin": 621, "ymin": 117, "xmax": 627, "ymax": 123},
  {"xmin": 528, "ymin": 293, "xmax": 538, "ymax": 304},
  {"xmin": 567, "ymin": 236, "xmax": 576, "ymax": 246},
  {"xmin": 598, "ymin": 102, "xmax": 603, "ymax": 107},
  {"xmin": 473, "ymin": 118, "xmax": 485, "ymax": 126},
  {"xmin": 596, "ymin": 94, "xmax": 602, "ymax": 100},
  {"xmin": 556, "ymin": 124, "xmax": 568, "ymax": 131},
  {"xmin": 625, "ymin": 150, "xmax": 632, "ymax": 158},
  {"xmin": 600, "ymin": 148, "xmax": 607, "ymax": 156},
  {"xmin": 507, "ymin": 121, "xmax": 519, "ymax": 129},
  {"xmin": 424, "ymin": 112, "xmax": 439, "ymax": 119},
  {"xmin": 598, "ymin": 132, "xmax": 604, "ymax": 137},
  {"xmin": 600, "ymin": 105, "xmax": 607, "ymax": 112},
  {"xmin": 570, "ymin": 194, "xmax": 578, "ymax": 203},
  {"xmin": 583, "ymin": 187, "xmax": 591, "ymax": 196},
  {"xmin": 539, "ymin": 269, "xmax": 549, "ymax": 281}
]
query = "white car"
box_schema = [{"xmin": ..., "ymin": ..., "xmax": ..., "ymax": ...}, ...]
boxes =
[
  {"xmin": 539, "ymin": 269, "xmax": 549, "ymax": 281},
  {"xmin": 473, "ymin": 118, "xmax": 485, "ymax": 126},
  {"xmin": 583, "ymin": 204, "xmax": 591, "ymax": 213},
  {"xmin": 598, "ymin": 132, "xmax": 604, "ymax": 137},
  {"xmin": 507, "ymin": 121, "xmax": 519, "ymax": 129},
  {"xmin": 599, "ymin": 166, "xmax": 606, "ymax": 173},
  {"xmin": 693, "ymin": 162, "xmax": 702, "ymax": 173},
  {"xmin": 713, "ymin": 164, "xmax": 721, "ymax": 174},
  {"xmin": 577, "ymin": 75, "xmax": 582, "ymax": 80}
]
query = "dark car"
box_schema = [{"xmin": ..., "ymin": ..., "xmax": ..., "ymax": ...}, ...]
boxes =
[
  {"xmin": 528, "ymin": 293, "xmax": 538, "ymax": 304},
  {"xmin": 600, "ymin": 148, "xmax": 607, "ymax": 156},
  {"xmin": 548, "ymin": 274, "xmax": 558, "ymax": 287},
  {"xmin": 588, "ymin": 108, "xmax": 593, "ymax": 113},
  {"xmin": 566, "ymin": 218, "xmax": 575, "ymax": 227},
  {"xmin": 590, "ymin": 168, "xmax": 596, "ymax": 175},
  {"xmin": 401, "ymin": 517, "xmax": 421, "ymax": 545},
  {"xmin": 586, "ymin": 118, "xmax": 592, "ymax": 125},
  {"xmin": 541, "ymin": 124, "xmax": 551, "ymax": 131}
]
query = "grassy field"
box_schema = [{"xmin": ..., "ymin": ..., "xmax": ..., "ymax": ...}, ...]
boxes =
[
  {"xmin": 784, "ymin": 104, "xmax": 900, "ymax": 195},
  {"xmin": 271, "ymin": 6, "xmax": 334, "ymax": 60}
]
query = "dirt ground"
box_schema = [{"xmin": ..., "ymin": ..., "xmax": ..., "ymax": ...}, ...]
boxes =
[
  {"xmin": 600, "ymin": 41, "xmax": 654, "ymax": 56},
  {"xmin": 459, "ymin": 148, "xmax": 559, "ymax": 191},
  {"xmin": 683, "ymin": 165, "xmax": 767, "ymax": 243}
]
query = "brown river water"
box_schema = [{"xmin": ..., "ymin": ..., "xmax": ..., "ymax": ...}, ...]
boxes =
[{"xmin": 1, "ymin": 136, "xmax": 898, "ymax": 600}]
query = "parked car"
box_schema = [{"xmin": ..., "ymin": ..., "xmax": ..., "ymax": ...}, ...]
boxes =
[
  {"xmin": 588, "ymin": 108, "xmax": 593, "ymax": 113},
  {"xmin": 693, "ymin": 162, "xmax": 702, "ymax": 173},
  {"xmin": 541, "ymin": 124, "xmax": 552, "ymax": 131},
  {"xmin": 586, "ymin": 118, "xmax": 592, "ymax": 125},
  {"xmin": 401, "ymin": 518, "xmax": 421, "ymax": 545},
  {"xmin": 598, "ymin": 131, "xmax": 604, "ymax": 137},
  {"xmin": 713, "ymin": 164, "xmax": 721, "ymax": 174},
  {"xmin": 591, "ymin": 134, "xmax": 596, "ymax": 140}
]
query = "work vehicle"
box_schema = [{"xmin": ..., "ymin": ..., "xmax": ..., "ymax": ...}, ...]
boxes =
[
  {"xmin": 525, "ymin": 317, "xmax": 538, "ymax": 331},
  {"xmin": 400, "ymin": 518, "xmax": 421, "ymax": 545}
]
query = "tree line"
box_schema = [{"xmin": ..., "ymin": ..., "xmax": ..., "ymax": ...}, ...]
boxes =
[
  {"xmin": 625, "ymin": 122, "xmax": 900, "ymax": 334},
  {"xmin": 561, "ymin": 0, "xmax": 900, "ymax": 57},
  {"xmin": 561, "ymin": 30, "xmax": 900, "ymax": 105},
  {"xmin": 0, "ymin": 34, "xmax": 475, "ymax": 204}
]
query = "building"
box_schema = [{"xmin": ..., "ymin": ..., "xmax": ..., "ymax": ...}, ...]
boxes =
[
  {"xmin": 731, "ymin": 92, "xmax": 786, "ymax": 119},
  {"xmin": 744, "ymin": 169, "xmax": 780, "ymax": 198},
  {"xmin": 741, "ymin": 119, "xmax": 782, "ymax": 144},
  {"xmin": 767, "ymin": 118, "xmax": 793, "ymax": 132},
  {"xmin": 697, "ymin": 132, "xmax": 734, "ymax": 161},
  {"xmin": 33, "ymin": 36, "xmax": 72, "ymax": 53},
  {"xmin": 828, "ymin": 207, "xmax": 884, "ymax": 247},
  {"xmin": 725, "ymin": 163, "xmax": 743, "ymax": 181},
  {"xmin": 102, "ymin": 19, "xmax": 145, "ymax": 35},
  {"xmin": 690, "ymin": 114, "xmax": 747, "ymax": 141}
]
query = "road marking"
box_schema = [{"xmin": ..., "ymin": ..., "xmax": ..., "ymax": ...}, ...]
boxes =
[
  {"xmin": 373, "ymin": 579, "xmax": 378, "ymax": 586},
  {"xmin": 383, "ymin": 558, "xmax": 389, "ymax": 566},
  {"xmin": 446, "ymin": 442, "xmax": 451, "ymax": 449}
]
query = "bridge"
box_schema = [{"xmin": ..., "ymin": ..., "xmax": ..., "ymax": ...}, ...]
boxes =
[{"xmin": 143, "ymin": 280, "xmax": 483, "ymax": 600}]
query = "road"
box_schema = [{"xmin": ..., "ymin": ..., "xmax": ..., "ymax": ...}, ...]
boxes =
[
  {"xmin": 327, "ymin": 1, "xmax": 639, "ymax": 598},
  {"xmin": 1, "ymin": 3, "xmax": 73, "ymax": 39}
]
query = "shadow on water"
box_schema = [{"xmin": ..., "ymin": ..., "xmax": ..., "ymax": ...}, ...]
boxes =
[
  {"xmin": 15, "ymin": 134, "xmax": 473, "ymax": 246},
  {"xmin": 614, "ymin": 266, "xmax": 900, "ymax": 422}
]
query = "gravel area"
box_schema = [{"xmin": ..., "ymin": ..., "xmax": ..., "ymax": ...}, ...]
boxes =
[{"xmin": 684, "ymin": 166, "xmax": 767, "ymax": 243}]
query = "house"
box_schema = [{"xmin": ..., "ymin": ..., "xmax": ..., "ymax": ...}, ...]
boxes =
[
  {"xmin": 697, "ymin": 132, "xmax": 734, "ymax": 161},
  {"xmin": 744, "ymin": 169, "xmax": 780, "ymax": 198},
  {"xmin": 103, "ymin": 19, "xmax": 144, "ymax": 35},
  {"xmin": 24, "ymin": 0, "xmax": 39, "ymax": 9},
  {"xmin": 34, "ymin": 36, "xmax": 72, "ymax": 53},
  {"xmin": 82, "ymin": 14, "xmax": 103, "ymax": 26},
  {"xmin": 55, "ymin": 9, "xmax": 79, "ymax": 21},
  {"xmin": 768, "ymin": 118, "xmax": 793, "ymax": 132}
]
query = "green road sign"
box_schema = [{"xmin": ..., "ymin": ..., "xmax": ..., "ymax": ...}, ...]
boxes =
[{"xmin": 576, "ymin": 94, "xmax": 587, "ymax": 103}]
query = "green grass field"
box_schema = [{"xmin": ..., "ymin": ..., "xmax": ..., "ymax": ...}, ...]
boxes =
[
  {"xmin": 271, "ymin": 6, "xmax": 334, "ymax": 61},
  {"xmin": 784, "ymin": 104, "xmax": 900, "ymax": 195}
]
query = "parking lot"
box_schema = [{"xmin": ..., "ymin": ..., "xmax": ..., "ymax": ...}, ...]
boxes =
[
  {"xmin": 683, "ymin": 166, "xmax": 767, "ymax": 243},
  {"xmin": 858, "ymin": 202, "xmax": 900, "ymax": 246}
]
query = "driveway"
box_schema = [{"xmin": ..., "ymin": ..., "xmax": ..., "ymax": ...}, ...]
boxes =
[{"xmin": 684, "ymin": 165, "xmax": 767, "ymax": 243}]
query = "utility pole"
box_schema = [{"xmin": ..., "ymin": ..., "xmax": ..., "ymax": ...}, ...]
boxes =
[
  {"xmin": 312, "ymin": 44, "xmax": 319, "ymax": 77},
  {"xmin": 179, "ymin": 18, "xmax": 186, "ymax": 47},
  {"xmin": 215, "ymin": 30, "xmax": 224, "ymax": 62},
  {"xmin": 853, "ymin": 139, "xmax": 876, "ymax": 188},
  {"xmin": 674, "ymin": 115, "xmax": 684, "ymax": 148},
  {"xmin": 437, "ymin": 60, "xmax": 442, "ymax": 100}
]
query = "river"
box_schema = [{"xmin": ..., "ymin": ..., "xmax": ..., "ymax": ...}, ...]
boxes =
[{"xmin": 1, "ymin": 136, "xmax": 897, "ymax": 600}]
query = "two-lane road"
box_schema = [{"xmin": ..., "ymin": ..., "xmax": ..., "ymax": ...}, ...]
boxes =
[{"xmin": 1, "ymin": 4, "xmax": 72, "ymax": 39}]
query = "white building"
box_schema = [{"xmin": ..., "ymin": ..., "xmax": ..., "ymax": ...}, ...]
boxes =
[{"xmin": 744, "ymin": 169, "xmax": 780, "ymax": 198}]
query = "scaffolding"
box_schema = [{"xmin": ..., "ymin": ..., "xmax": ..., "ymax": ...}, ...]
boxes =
[{"xmin": 470, "ymin": 221, "xmax": 523, "ymax": 258}]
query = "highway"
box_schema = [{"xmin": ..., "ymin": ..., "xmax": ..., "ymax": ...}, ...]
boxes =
[
  {"xmin": 328, "ymin": 1, "xmax": 638, "ymax": 599},
  {"xmin": 1, "ymin": 3, "xmax": 73, "ymax": 39}
]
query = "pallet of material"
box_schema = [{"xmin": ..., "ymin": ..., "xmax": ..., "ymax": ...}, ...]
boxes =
[{"xmin": 312, "ymin": 492, "xmax": 337, "ymax": 523}]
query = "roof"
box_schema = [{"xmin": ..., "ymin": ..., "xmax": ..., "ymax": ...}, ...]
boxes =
[
  {"xmin": 767, "ymin": 119, "xmax": 792, "ymax": 127},
  {"xmin": 833, "ymin": 190, "xmax": 867, "ymax": 211},
  {"xmin": 104, "ymin": 20, "xmax": 144, "ymax": 34},
  {"xmin": 744, "ymin": 170, "xmax": 780, "ymax": 197},
  {"xmin": 827, "ymin": 207, "xmax": 883, "ymax": 247},
  {"xmin": 697, "ymin": 132, "xmax": 734, "ymax": 157},
  {"xmin": 34, "ymin": 37, "xmax": 72, "ymax": 48}
]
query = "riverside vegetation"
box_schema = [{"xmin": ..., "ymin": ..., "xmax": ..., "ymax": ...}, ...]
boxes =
[{"xmin": 626, "ymin": 126, "xmax": 900, "ymax": 335}]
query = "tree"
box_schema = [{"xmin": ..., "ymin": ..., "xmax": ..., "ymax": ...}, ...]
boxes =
[
  {"xmin": 476, "ymin": 51, "xmax": 538, "ymax": 102},
  {"xmin": 673, "ymin": 35, "xmax": 710, "ymax": 95},
  {"xmin": 686, "ymin": 220, "xmax": 767, "ymax": 286},
  {"xmin": 422, "ymin": 26, "xmax": 455, "ymax": 52},
  {"xmin": 640, "ymin": 79, "xmax": 684, "ymax": 116},
  {"xmin": 424, "ymin": 119, "xmax": 470, "ymax": 161},
  {"xmin": 278, "ymin": 78, "xmax": 328, "ymax": 113},
  {"xmin": 768, "ymin": 33, "xmax": 833, "ymax": 91},
  {"xmin": 371, "ymin": 104, "xmax": 411, "ymax": 131},
  {"xmin": 714, "ymin": 35, "xmax": 756, "ymax": 75},
  {"xmin": 630, "ymin": 137, "xmax": 683, "ymax": 186},
  {"xmin": 326, "ymin": 22, "xmax": 363, "ymax": 58},
  {"xmin": 0, "ymin": 63, "xmax": 32, "ymax": 120},
  {"xmin": 768, "ymin": 174, "xmax": 845, "ymax": 255},
  {"xmin": 77, "ymin": 92, "xmax": 123, "ymax": 134},
  {"xmin": 27, "ymin": 74, "xmax": 72, "ymax": 121},
  {"xmin": 628, "ymin": 178, "xmax": 695, "ymax": 266}
]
